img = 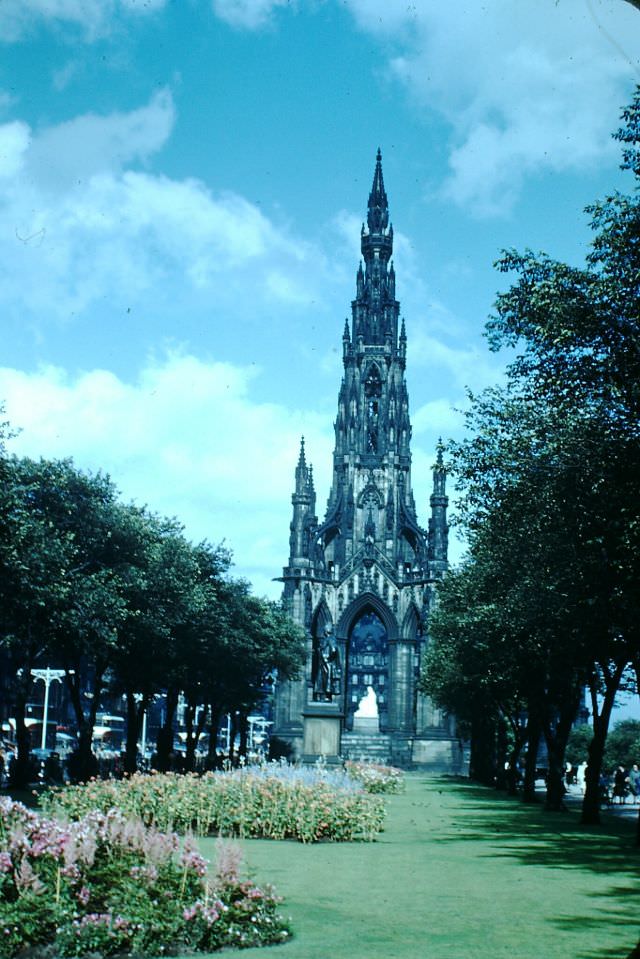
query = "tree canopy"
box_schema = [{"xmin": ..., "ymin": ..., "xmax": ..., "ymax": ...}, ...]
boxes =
[
  {"xmin": 0, "ymin": 448, "xmax": 304, "ymax": 784},
  {"xmin": 421, "ymin": 87, "xmax": 640, "ymax": 823}
]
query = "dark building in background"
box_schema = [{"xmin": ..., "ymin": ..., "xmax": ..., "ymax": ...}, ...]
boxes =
[{"xmin": 274, "ymin": 152, "xmax": 462, "ymax": 770}]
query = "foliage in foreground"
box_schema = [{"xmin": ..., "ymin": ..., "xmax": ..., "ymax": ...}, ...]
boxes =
[
  {"xmin": 0, "ymin": 798, "xmax": 290, "ymax": 958},
  {"xmin": 42, "ymin": 765, "xmax": 386, "ymax": 843},
  {"xmin": 344, "ymin": 761, "xmax": 405, "ymax": 794}
]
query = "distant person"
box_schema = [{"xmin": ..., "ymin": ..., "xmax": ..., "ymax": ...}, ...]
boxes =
[
  {"xmin": 576, "ymin": 761, "xmax": 588, "ymax": 795},
  {"xmin": 43, "ymin": 751, "xmax": 64, "ymax": 785},
  {"xmin": 613, "ymin": 765, "xmax": 628, "ymax": 804}
]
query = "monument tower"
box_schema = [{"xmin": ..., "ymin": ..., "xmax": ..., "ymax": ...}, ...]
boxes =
[{"xmin": 273, "ymin": 151, "xmax": 461, "ymax": 770}]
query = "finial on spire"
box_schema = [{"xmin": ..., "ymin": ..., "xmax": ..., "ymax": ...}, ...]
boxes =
[
  {"xmin": 436, "ymin": 438, "xmax": 444, "ymax": 466},
  {"xmin": 367, "ymin": 148, "xmax": 389, "ymax": 234},
  {"xmin": 298, "ymin": 436, "xmax": 306, "ymax": 468}
]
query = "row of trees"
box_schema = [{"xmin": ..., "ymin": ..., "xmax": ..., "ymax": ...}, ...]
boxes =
[
  {"xmin": 420, "ymin": 90, "xmax": 640, "ymax": 832},
  {"xmin": 0, "ymin": 426, "xmax": 305, "ymax": 786}
]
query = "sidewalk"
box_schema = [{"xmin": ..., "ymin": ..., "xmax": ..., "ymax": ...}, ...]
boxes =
[{"xmin": 562, "ymin": 781, "xmax": 640, "ymax": 822}]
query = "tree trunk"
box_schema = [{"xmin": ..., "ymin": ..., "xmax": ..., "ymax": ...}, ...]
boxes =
[
  {"xmin": 543, "ymin": 692, "xmax": 579, "ymax": 811},
  {"xmin": 238, "ymin": 712, "xmax": 249, "ymax": 761},
  {"xmin": 581, "ymin": 662, "xmax": 626, "ymax": 826},
  {"xmin": 124, "ymin": 691, "xmax": 145, "ymax": 776},
  {"xmin": 469, "ymin": 710, "xmax": 497, "ymax": 786},
  {"xmin": 65, "ymin": 666, "xmax": 101, "ymax": 782},
  {"xmin": 11, "ymin": 657, "xmax": 37, "ymax": 789},
  {"xmin": 206, "ymin": 705, "xmax": 222, "ymax": 769},
  {"xmin": 505, "ymin": 726, "xmax": 526, "ymax": 797},
  {"xmin": 495, "ymin": 717, "xmax": 509, "ymax": 791},
  {"xmin": 228, "ymin": 712, "xmax": 238, "ymax": 765},
  {"xmin": 12, "ymin": 707, "xmax": 33, "ymax": 790},
  {"xmin": 522, "ymin": 715, "xmax": 541, "ymax": 804},
  {"xmin": 184, "ymin": 701, "xmax": 207, "ymax": 772},
  {"xmin": 156, "ymin": 686, "xmax": 178, "ymax": 772}
]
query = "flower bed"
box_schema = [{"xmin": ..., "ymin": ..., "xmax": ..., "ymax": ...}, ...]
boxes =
[
  {"xmin": 42, "ymin": 764, "xmax": 386, "ymax": 843},
  {"xmin": 0, "ymin": 798, "xmax": 290, "ymax": 957},
  {"xmin": 344, "ymin": 761, "xmax": 405, "ymax": 794}
]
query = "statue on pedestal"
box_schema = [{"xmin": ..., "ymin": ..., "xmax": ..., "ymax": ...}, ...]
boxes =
[{"xmin": 312, "ymin": 625, "xmax": 341, "ymax": 702}]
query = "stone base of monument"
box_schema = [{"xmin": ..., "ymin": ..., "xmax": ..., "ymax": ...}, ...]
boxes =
[
  {"xmin": 301, "ymin": 702, "xmax": 343, "ymax": 765},
  {"xmin": 352, "ymin": 715, "xmax": 379, "ymax": 733},
  {"xmin": 411, "ymin": 736, "xmax": 466, "ymax": 773}
]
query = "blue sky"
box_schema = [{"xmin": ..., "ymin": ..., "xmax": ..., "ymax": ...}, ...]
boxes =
[{"xmin": 0, "ymin": 0, "xmax": 639, "ymax": 615}]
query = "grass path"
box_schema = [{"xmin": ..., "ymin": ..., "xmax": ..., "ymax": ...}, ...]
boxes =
[{"xmin": 201, "ymin": 774, "xmax": 640, "ymax": 959}]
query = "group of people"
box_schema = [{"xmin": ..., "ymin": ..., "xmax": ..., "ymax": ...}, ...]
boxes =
[
  {"xmin": 610, "ymin": 763, "xmax": 640, "ymax": 804},
  {"xmin": 571, "ymin": 760, "xmax": 640, "ymax": 805}
]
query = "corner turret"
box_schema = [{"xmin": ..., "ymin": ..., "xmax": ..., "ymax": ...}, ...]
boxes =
[
  {"xmin": 428, "ymin": 439, "xmax": 449, "ymax": 572},
  {"xmin": 288, "ymin": 436, "xmax": 317, "ymax": 567}
]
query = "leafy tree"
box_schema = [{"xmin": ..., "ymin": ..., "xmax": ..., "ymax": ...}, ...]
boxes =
[
  {"xmin": 565, "ymin": 725, "xmax": 593, "ymax": 767},
  {"xmin": 194, "ymin": 580, "xmax": 305, "ymax": 765},
  {"xmin": 42, "ymin": 468, "xmax": 137, "ymax": 782},
  {"xmin": 604, "ymin": 719, "xmax": 640, "ymax": 772},
  {"xmin": 430, "ymin": 89, "xmax": 640, "ymax": 822},
  {"xmin": 0, "ymin": 457, "xmax": 79, "ymax": 786}
]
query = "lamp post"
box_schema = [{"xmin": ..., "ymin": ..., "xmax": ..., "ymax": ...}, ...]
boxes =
[{"xmin": 30, "ymin": 668, "xmax": 65, "ymax": 751}]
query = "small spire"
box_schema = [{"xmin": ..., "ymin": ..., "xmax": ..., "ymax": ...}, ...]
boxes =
[
  {"xmin": 436, "ymin": 438, "xmax": 444, "ymax": 466},
  {"xmin": 298, "ymin": 436, "xmax": 306, "ymax": 468},
  {"xmin": 367, "ymin": 148, "xmax": 389, "ymax": 234},
  {"xmin": 307, "ymin": 463, "xmax": 315, "ymax": 492},
  {"xmin": 400, "ymin": 316, "xmax": 406, "ymax": 341}
]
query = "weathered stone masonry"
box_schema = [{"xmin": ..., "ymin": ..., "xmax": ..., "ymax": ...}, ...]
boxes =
[{"xmin": 273, "ymin": 151, "xmax": 462, "ymax": 771}]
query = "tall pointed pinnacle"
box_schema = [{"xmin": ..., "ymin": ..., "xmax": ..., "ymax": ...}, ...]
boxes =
[
  {"xmin": 295, "ymin": 436, "xmax": 309, "ymax": 494},
  {"xmin": 297, "ymin": 435, "xmax": 306, "ymax": 469},
  {"xmin": 367, "ymin": 148, "xmax": 389, "ymax": 234}
]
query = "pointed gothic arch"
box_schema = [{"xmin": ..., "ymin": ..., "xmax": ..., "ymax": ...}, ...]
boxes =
[
  {"xmin": 336, "ymin": 591, "xmax": 398, "ymax": 642},
  {"xmin": 312, "ymin": 599, "xmax": 332, "ymax": 637},
  {"xmin": 401, "ymin": 602, "xmax": 421, "ymax": 640}
]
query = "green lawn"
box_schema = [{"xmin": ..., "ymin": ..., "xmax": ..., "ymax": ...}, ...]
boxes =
[{"xmin": 202, "ymin": 774, "xmax": 639, "ymax": 959}]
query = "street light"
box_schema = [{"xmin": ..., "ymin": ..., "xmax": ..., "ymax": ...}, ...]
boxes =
[{"xmin": 30, "ymin": 668, "xmax": 66, "ymax": 751}]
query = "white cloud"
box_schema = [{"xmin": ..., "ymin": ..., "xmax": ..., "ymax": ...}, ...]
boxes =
[
  {"xmin": 27, "ymin": 90, "xmax": 175, "ymax": 190},
  {"xmin": 211, "ymin": 0, "xmax": 294, "ymax": 30},
  {"xmin": 412, "ymin": 398, "xmax": 463, "ymax": 440},
  {"xmin": 409, "ymin": 328, "xmax": 504, "ymax": 393},
  {"xmin": 0, "ymin": 354, "xmax": 333, "ymax": 599},
  {"xmin": 0, "ymin": 120, "xmax": 30, "ymax": 178},
  {"xmin": 0, "ymin": 0, "xmax": 167, "ymax": 41},
  {"xmin": 344, "ymin": 0, "xmax": 640, "ymax": 215},
  {"xmin": 0, "ymin": 94, "xmax": 327, "ymax": 327}
]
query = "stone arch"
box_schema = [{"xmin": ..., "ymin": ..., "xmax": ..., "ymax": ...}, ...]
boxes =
[
  {"xmin": 336, "ymin": 591, "xmax": 398, "ymax": 642},
  {"xmin": 401, "ymin": 602, "xmax": 421, "ymax": 640},
  {"xmin": 312, "ymin": 599, "xmax": 332, "ymax": 637},
  {"xmin": 337, "ymin": 592, "xmax": 399, "ymax": 732}
]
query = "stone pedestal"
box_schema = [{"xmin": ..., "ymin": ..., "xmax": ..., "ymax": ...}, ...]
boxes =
[{"xmin": 302, "ymin": 702, "xmax": 343, "ymax": 764}]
